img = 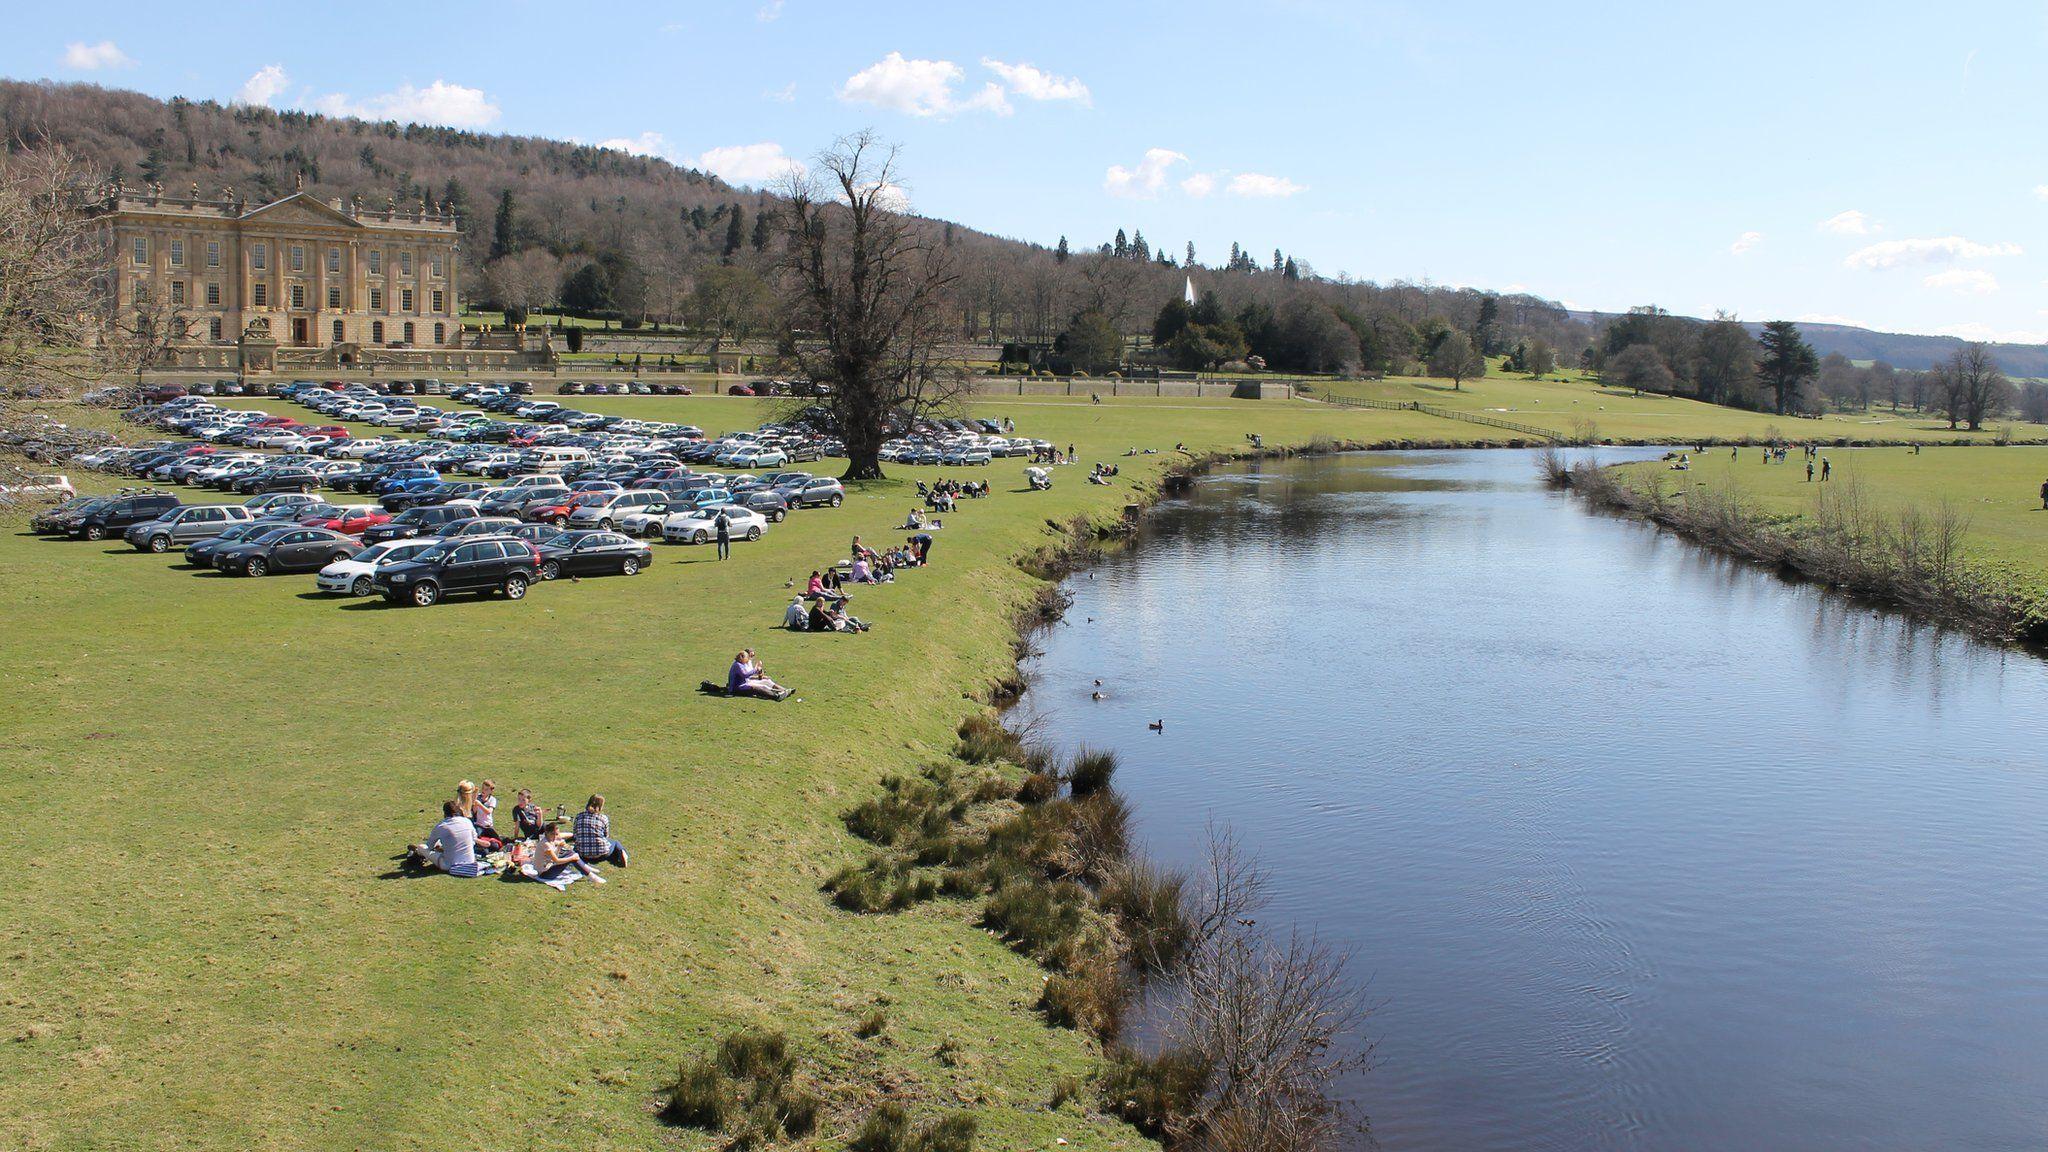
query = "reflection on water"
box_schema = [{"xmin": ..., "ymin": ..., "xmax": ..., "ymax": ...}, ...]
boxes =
[{"xmin": 1014, "ymin": 449, "xmax": 2048, "ymax": 1152}]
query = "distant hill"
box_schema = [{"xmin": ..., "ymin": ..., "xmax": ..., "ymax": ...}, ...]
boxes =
[{"xmin": 1570, "ymin": 310, "xmax": 2048, "ymax": 376}]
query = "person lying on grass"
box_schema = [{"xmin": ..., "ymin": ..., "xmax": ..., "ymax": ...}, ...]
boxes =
[{"xmin": 727, "ymin": 649, "xmax": 793, "ymax": 700}]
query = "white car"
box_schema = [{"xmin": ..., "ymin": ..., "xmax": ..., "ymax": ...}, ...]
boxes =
[
  {"xmin": 728, "ymin": 446, "xmax": 789, "ymax": 468},
  {"xmin": 316, "ymin": 536, "xmax": 444, "ymax": 596},
  {"xmin": 1, "ymin": 474, "xmax": 74, "ymax": 500},
  {"xmin": 662, "ymin": 505, "xmax": 768, "ymax": 545}
]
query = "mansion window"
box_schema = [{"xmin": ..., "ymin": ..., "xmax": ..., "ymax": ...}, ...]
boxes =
[
  {"xmin": 367, "ymin": 250, "xmax": 381, "ymax": 275},
  {"xmin": 290, "ymin": 284, "xmax": 306, "ymax": 310},
  {"xmin": 131, "ymin": 236, "xmax": 148, "ymax": 265},
  {"xmin": 402, "ymin": 321, "xmax": 416, "ymax": 344},
  {"xmin": 369, "ymin": 288, "xmax": 383, "ymax": 310},
  {"xmin": 169, "ymin": 239, "xmax": 184, "ymax": 267},
  {"xmin": 328, "ymin": 286, "xmax": 342, "ymax": 309},
  {"xmin": 372, "ymin": 320, "xmax": 385, "ymax": 344},
  {"xmin": 252, "ymin": 283, "xmax": 268, "ymax": 307},
  {"xmin": 327, "ymin": 248, "xmax": 342, "ymax": 273},
  {"xmin": 251, "ymin": 244, "xmax": 267, "ymax": 271},
  {"xmin": 206, "ymin": 240, "xmax": 220, "ymax": 267},
  {"xmin": 132, "ymin": 281, "xmax": 148, "ymax": 305},
  {"xmin": 170, "ymin": 280, "xmax": 186, "ymax": 305},
  {"xmin": 400, "ymin": 288, "xmax": 415, "ymax": 312},
  {"xmin": 433, "ymin": 322, "xmax": 445, "ymax": 344},
  {"xmin": 332, "ymin": 320, "xmax": 345, "ymax": 343},
  {"xmin": 209, "ymin": 318, "xmax": 223, "ymax": 341},
  {"xmin": 430, "ymin": 289, "xmax": 444, "ymax": 312},
  {"xmin": 290, "ymin": 246, "xmax": 305, "ymax": 272},
  {"xmin": 400, "ymin": 251, "xmax": 413, "ymax": 276},
  {"xmin": 206, "ymin": 283, "xmax": 221, "ymax": 306},
  {"xmin": 430, "ymin": 256, "xmax": 443, "ymax": 277}
]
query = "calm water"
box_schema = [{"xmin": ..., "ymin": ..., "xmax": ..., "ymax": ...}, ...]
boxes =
[{"xmin": 1014, "ymin": 449, "xmax": 2048, "ymax": 1152}]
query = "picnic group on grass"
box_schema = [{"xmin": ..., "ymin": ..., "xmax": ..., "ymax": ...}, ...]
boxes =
[{"xmin": 413, "ymin": 779, "xmax": 627, "ymax": 890}]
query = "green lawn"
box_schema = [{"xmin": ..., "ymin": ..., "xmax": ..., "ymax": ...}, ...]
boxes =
[
  {"xmin": 1317, "ymin": 367, "xmax": 2048, "ymax": 445},
  {"xmin": 1616, "ymin": 445, "xmax": 2048, "ymax": 582},
  {"xmin": 0, "ymin": 392, "xmax": 1507, "ymax": 1152}
]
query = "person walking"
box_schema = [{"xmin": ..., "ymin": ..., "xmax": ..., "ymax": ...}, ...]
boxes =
[
  {"xmin": 1821, "ymin": 457, "xmax": 1832, "ymax": 482},
  {"xmin": 1806, "ymin": 460, "xmax": 1815, "ymax": 482},
  {"xmin": 713, "ymin": 509, "xmax": 731, "ymax": 560},
  {"xmin": 2039, "ymin": 478, "xmax": 2047, "ymax": 510}
]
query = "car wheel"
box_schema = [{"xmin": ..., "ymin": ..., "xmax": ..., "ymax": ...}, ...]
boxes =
[
  {"xmin": 693, "ymin": 529, "xmax": 709, "ymax": 544},
  {"xmin": 350, "ymin": 575, "xmax": 372, "ymax": 597},
  {"xmin": 772, "ymin": 509, "xmax": 786, "ymax": 522},
  {"xmin": 829, "ymin": 495, "xmax": 843, "ymax": 507},
  {"xmin": 245, "ymin": 557, "xmax": 268, "ymax": 577},
  {"xmin": 552, "ymin": 515, "xmax": 568, "ymax": 526},
  {"xmin": 148, "ymin": 534, "xmax": 171, "ymax": 553},
  {"xmin": 503, "ymin": 574, "xmax": 529, "ymax": 600},
  {"xmin": 84, "ymin": 525, "xmax": 105, "ymax": 541},
  {"xmin": 329, "ymin": 550, "xmax": 350, "ymax": 565},
  {"xmin": 300, "ymin": 484, "xmax": 313, "ymax": 494},
  {"xmin": 598, "ymin": 518, "xmax": 613, "ymax": 530},
  {"xmin": 540, "ymin": 560, "xmax": 560, "ymax": 581},
  {"xmin": 621, "ymin": 557, "xmax": 640, "ymax": 575},
  {"xmin": 746, "ymin": 526, "xmax": 762, "ymax": 541},
  {"xmin": 411, "ymin": 581, "xmax": 440, "ymax": 607}
]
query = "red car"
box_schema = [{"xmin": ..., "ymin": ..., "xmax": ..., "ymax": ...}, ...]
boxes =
[
  {"xmin": 525, "ymin": 493, "xmax": 604, "ymax": 526},
  {"xmin": 727, "ymin": 384, "xmax": 756, "ymax": 397},
  {"xmin": 251, "ymin": 416, "xmax": 300, "ymax": 428},
  {"xmin": 305, "ymin": 425, "xmax": 351, "ymax": 439},
  {"xmin": 305, "ymin": 508, "xmax": 392, "ymax": 535}
]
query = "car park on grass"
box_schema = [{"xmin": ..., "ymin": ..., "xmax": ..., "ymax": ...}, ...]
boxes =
[
  {"xmin": 124, "ymin": 504, "xmax": 256, "ymax": 552},
  {"xmin": 372, "ymin": 536, "xmax": 540, "ymax": 606},
  {"xmin": 316, "ymin": 537, "xmax": 443, "ymax": 597},
  {"xmin": 213, "ymin": 526, "xmax": 360, "ymax": 577},
  {"xmin": 535, "ymin": 530, "xmax": 652, "ymax": 580},
  {"xmin": 662, "ymin": 505, "xmax": 768, "ymax": 545}
]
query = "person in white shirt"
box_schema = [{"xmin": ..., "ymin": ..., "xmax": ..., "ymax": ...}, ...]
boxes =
[{"xmin": 415, "ymin": 800, "xmax": 494, "ymax": 877}]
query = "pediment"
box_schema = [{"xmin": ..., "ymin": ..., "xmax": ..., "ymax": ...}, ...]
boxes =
[{"xmin": 239, "ymin": 193, "xmax": 362, "ymax": 229}]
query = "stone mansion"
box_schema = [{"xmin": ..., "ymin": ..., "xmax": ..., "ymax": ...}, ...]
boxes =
[{"xmin": 89, "ymin": 182, "xmax": 536, "ymax": 374}]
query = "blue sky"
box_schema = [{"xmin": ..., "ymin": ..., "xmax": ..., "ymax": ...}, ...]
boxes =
[{"xmin": 12, "ymin": 1, "xmax": 2048, "ymax": 340}]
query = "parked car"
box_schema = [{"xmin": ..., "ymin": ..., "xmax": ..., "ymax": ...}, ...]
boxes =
[
  {"xmin": 213, "ymin": 526, "xmax": 361, "ymax": 577},
  {"xmin": 662, "ymin": 505, "xmax": 769, "ymax": 545},
  {"xmin": 372, "ymin": 537, "xmax": 541, "ymax": 606},
  {"xmin": 0, "ymin": 474, "xmax": 74, "ymax": 501},
  {"xmin": 535, "ymin": 530, "xmax": 653, "ymax": 580},
  {"xmin": 781, "ymin": 477, "xmax": 846, "ymax": 508},
  {"xmin": 739, "ymin": 490, "xmax": 791, "ymax": 522},
  {"xmin": 66, "ymin": 492, "xmax": 182, "ymax": 540},
  {"xmin": 303, "ymin": 505, "xmax": 392, "ymax": 535},
  {"xmin": 233, "ymin": 467, "xmax": 323, "ymax": 496},
  {"xmin": 30, "ymin": 494, "xmax": 102, "ymax": 533},
  {"xmin": 565, "ymin": 489, "xmax": 665, "ymax": 531},
  {"xmin": 361, "ymin": 503, "xmax": 481, "ymax": 545},
  {"xmin": 182, "ymin": 520, "xmax": 275, "ymax": 567},
  {"xmin": 315, "ymin": 537, "xmax": 443, "ymax": 597},
  {"xmin": 124, "ymin": 504, "xmax": 256, "ymax": 552}
]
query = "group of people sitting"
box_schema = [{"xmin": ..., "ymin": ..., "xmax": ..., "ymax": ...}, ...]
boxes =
[
  {"xmin": 786, "ymin": 593, "xmax": 869, "ymax": 633},
  {"xmin": 725, "ymin": 648, "xmax": 794, "ymax": 700},
  {"xmin": 916, "ymin": 479, "xmax": 989, "ymax": 512},
  {"xmin": 1088, "ymin": 462, "xmax": 1122, "ymax": 485},
  {"xmin": 411, "ymin": 779, "xmax": 627, "ymax": 890}
]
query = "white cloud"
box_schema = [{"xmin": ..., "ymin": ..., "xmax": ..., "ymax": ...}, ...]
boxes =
[
  {"xmin": 1795, "ymin": 313, "xmax": 1866, "ymax": 328},
  {"xmin": 1935, "ymin": 321, "xmax": 2048, "ymax": 344},
  {"xmin": 598, "ymin": 131, "xmax": 675, "ymax": 160},
  {"xmin": 1817, "ymin": 209, "xmax": 1876, "ymax": 235},
  {"xmin": 694, "ymin": 142, "xmax": 805, "ymax": 186},
  {"xmin": 765, "ymin": 82, "xmax": 797, "ymax": 103},
  {"xmin": 1180, "ymin": 172, "xmax": 1216, "ymax": 197},
  {"xmin": 1228, "ymin": 172, "xmax": 1306, "ymax": 198},
  {"xmin": 758, "ymin": 0, "xmax": 784, "ymax": 19},
  {"xmin": 1730, "ymin": 230, "xmax": 1764, "ymax": 255},
  {"xmin": 62, "ymin": 40, "xmax": 132, "ymax": 70},
  {"xmin": 1923, "ymin": 268, "xmax": 1999, "ymax": 295},
  {"xmin": 1104, "ymin": 148, "xmax": 1187, "ymax": 199},
  {"xmin": 1844, "ymin": 235, "xmax": 2021, "ymax": 270},
  {"xmin": 313, "ymin": 80, "xmax": 501, "ymax": 128},
  {"xmin": 839, "ymin": 52, "xmax": 1010, "ymax": 117},
  {"xmin": 980, "ymin": 59, "xmax": 1090, "ymax": 105},
  {"xmin": 2034, "ymin": 184, "xmax": 2048, "ymax": 201},
  {"xmin": 235, "ymin": 64, "xmax": 291, "ymax": 108}
]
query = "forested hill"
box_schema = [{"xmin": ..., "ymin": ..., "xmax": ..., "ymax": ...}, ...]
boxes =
[{"xmin": 1570, "ymin": 311, "xmax": 2048, "ymax": 377}]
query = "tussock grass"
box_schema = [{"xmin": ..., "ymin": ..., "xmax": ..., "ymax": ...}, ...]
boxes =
[
  {"xmin": 1099, "ymin": 1048, "xmax": 1213, "ymax": 1139},
  {"xmin": 1065, "ymin": 747, "xmax": 1118, "ymax": 797}
]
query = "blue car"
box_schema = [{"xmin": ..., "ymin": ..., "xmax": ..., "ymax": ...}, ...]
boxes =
[{"xmin": 373, "ymin": 467, "xmax": 441, "ymax": 496}]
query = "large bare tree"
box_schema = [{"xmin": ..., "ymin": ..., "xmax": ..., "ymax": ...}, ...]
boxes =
[
  {"xmin": 0, "ymin": 143, "xmax": 105, "ymax": 394},
  {"xmin": 775, "ymin": 132, "xmax": 960, "ymax": 480}
]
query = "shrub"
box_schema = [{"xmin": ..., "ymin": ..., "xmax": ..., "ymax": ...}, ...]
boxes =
[
  {"xmin": 1039, "ymin": 958, "xmax": 1127, "ymax": 1038},
  {"xmin": 1100, "ymin": 1047, "xmax": 1212, "ymax": 1138},
  {"xmin": 660, "ymin": 1056, "xmax": 729, "ymax": 1129},
  {"xmin": 1100, "ymin": 860, "xmax": 1193, "ymax": 971},
  {"xmin": 1015, "ymin": 772, "xmax": 1059, "ymax": 805},
  {"xmin": 982, "ymin": 879, "xmax": 1092, "ymax": 967},
  {"xmin": 955, "ymin": 715, "xmax": 1021, "ymax": 764},
  {"xmin": 1068, "ymin": 791, "xmax": 1132, "ymax": 881},
  {"xmin": 1066, "ymin": 748, "xmax": 1118, "ymax": 796}
]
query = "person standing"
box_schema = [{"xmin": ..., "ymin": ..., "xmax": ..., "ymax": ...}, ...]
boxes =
[
  {"xmin": 2038, "ymin": 478, "xmax": 2047, "ymax": 510},
  {"xmin": 1821, "ymin": 457, "xmax": 1832, "ymax": 482},
  {"xmin": 713, "ymin": 509, "xmax": 731, "ymax": 561},
  {"xmin": 1806, "ymin": 460, "xmax": 1815, "ymax": 482}
]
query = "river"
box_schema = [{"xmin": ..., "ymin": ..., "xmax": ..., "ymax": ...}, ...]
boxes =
[{"xmin": 1012, "ymin": 448, "xmax": 2048, "ymax": 1152}]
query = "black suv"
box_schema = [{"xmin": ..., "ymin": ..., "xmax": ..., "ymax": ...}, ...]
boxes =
[
  {"xmin": 232, "ymin": 467, "xmax": 321, "ymax": 496},
  {"xmin": 373, "ymin": 536, "xmax": 540, "ymax": 606},
  {"xmin": 67, "ymin": 493, "xmax": 182, "ymax": 540},
  {"xmin": 360, "ymin": 504, "xmax": 478, "ymax": 545}
]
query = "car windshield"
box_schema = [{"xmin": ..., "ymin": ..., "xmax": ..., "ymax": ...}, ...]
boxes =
[
  {"xmin": 410, "ymin": 545, "xmax": 452, "ymax": 563},
  {"xmin": 251, "ymin": 527, "xmax": 295, "ymax": 544}
]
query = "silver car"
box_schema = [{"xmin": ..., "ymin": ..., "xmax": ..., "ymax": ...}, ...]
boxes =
[{"xmin": 124, "ymin": 504, "xmax": 256, "ymax": 553}]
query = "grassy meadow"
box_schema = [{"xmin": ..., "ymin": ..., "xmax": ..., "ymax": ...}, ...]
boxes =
[{"xmin": 5, "ymin": 382, "xmax": 2044, "ymax": 1151}]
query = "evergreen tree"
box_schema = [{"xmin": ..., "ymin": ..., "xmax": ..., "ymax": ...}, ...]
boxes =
[
  {"xmin": 439, "ymin": 178, "xmax": 471, "ymax": 221},
  {"xmin": 1055, "ymin": 236, "xmax": 1070, "ymax": 264},
  {"xmin": 724, "ymin": 204, "xmax": 745, "ymax": 258},
  {"xmin": 1113, "ymin": 228, "xmax": 1128, "ymax": 258},
  {"xmin": 1186, "ymin": 240, "xmax": 1196, "ymax": 268},
  {"xmin": 1756, "ymin": 320, "xmax": 1820, "ymax": 415},
  {"xmin": 1272, "ymin": 248, "xmax": 1284, "ymax": 273},
  {"xmin": 689, "ymin": 205, "xmax": 709, "ymax": 232},
  {"xmin": 1131, "ymin": 229, "xmax": 1149, "ymax": 262},
  {"xmin": 751, "ymin": 210, "xmax": 773, "ymax": 251},
  {"xmin": 1229, "ymin": 241, "xmax": 1241, "ymax": 269},
  {"xmin": 490, "ymin": 189, "xmax": 516, "ymax": 260},
  {"xmin": 1474, "ymin": 295, "xmax": 1500, "ymax": 354},
  {"xmin": 1282, "ymin": 257, "xmax": 1299, "ymax": 282}
]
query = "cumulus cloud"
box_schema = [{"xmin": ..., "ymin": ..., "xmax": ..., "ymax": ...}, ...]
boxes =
[
  {"xmin": 314, "ymin": 80, "xmax": 501, "ymax": 128},
  {"xmin": 1730, "ymin": 230, "xmax": 1764, "ymax": 255},
  {"xmin": 839, "ymin": 53, "xmax": 1009, "ymax": 117},
  {"xmin": 598, "ymin": 131, "xmax": 674, "ymax": 160},
  {"xmin": 1180, "ymin": 172, "xmax": 1216, "ymax": 197},
  {"xmin": 765, "ymin": 82, "xmax": 797, "ymax": 103},
  {"xmin": 1923, "ymin": 268, "xmax": 1999, "ymax": 295},
  {"xmin": 1844, "ymin": 235, "xmax": 2021, "ymax": 270},
  {"xmin": 1228, "ymin": 172, "xmax": 1306, "ymax": 198},
  {"xmin": 758, "ymin": 0, "xmax": 784, "ymax": 19},
  {"xmin": 694, "ymin": 142, "xmax": 806, "ymax": 186},
  {"xmin": 2034, "ymin": 184, "xmax": 2048, "ymax": 202},
  {"xmin": 1104, "ymin": 148, "xmax": 1188, "ymax": 199},
  {"xmin": 1818, "ymin": 209, "xmax": 1876, "ymax": 235},
  {"xmin": 980, "ymin": 59, "xmax": 1090, "ymax": 105},
  {"xmin": 236, "ymin": 64, "xmax": 291, "ymax": 108},
  {"xmin": 63, "ymin": 41, "xmax": 132, "ymax": 70}
]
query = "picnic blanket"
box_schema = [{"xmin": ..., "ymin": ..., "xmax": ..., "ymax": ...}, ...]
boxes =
[{"xmin": 520, "ymin": 862, "xmax": 588, "ymax": 891}]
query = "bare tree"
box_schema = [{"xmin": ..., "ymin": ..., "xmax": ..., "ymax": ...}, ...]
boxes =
[
  {"xmin": 0, "ymin": 143, "xmax": 106, "ymax": 395},
  {"xmin": 97, "ymin": 285, "xmax": 193, "ymax": 388},
  {"xmin": 775, "ymin": 132, "xmax": 961, "ymax": 480},
  {"xmin": 1945, "ymin": 343, "xmax": 2009, "ymax": 431}
]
